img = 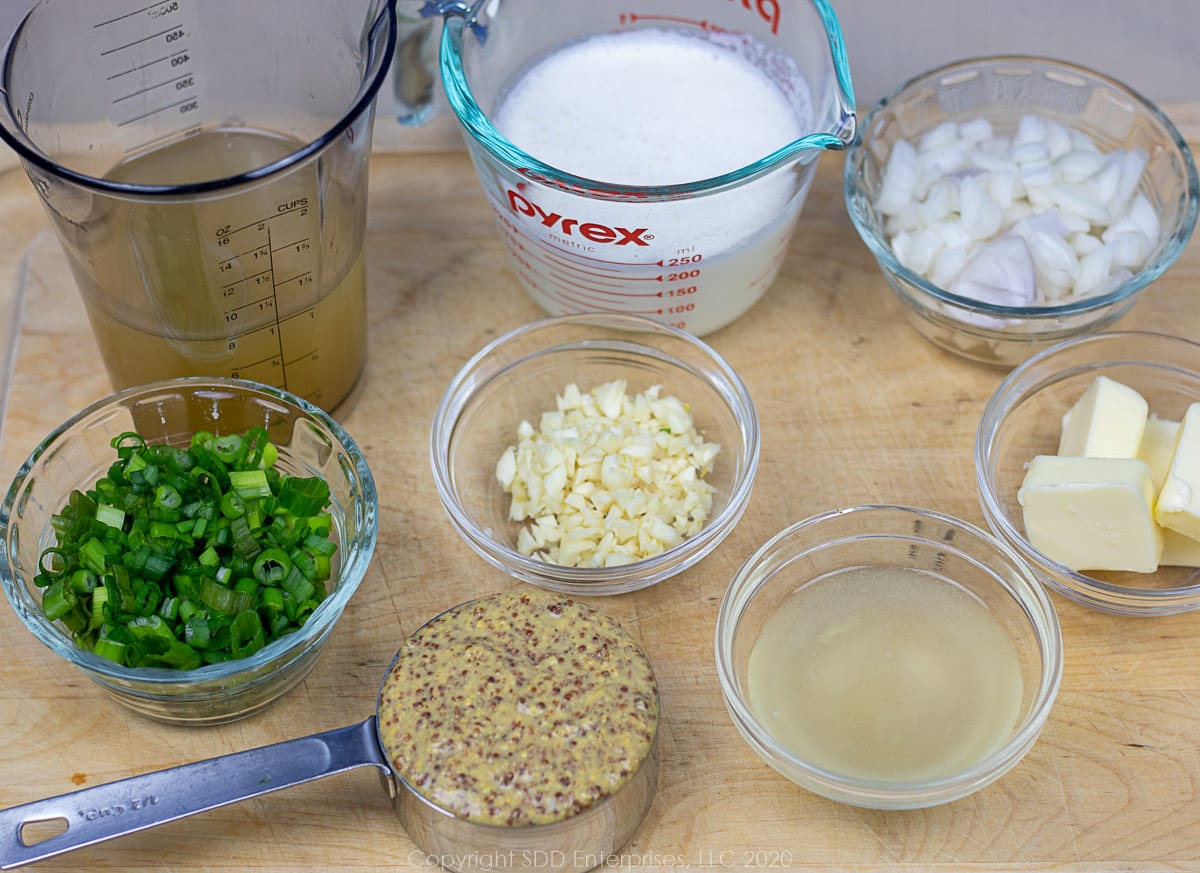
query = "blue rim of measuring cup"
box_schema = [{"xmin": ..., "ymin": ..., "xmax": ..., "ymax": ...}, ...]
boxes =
[
  {"xmin": 439, "ymin": 0, "xmax": 857, "ymax": 202},
  {"xmin": 0, "ymin": 0, "xmax": 399, "ymax": 198}
]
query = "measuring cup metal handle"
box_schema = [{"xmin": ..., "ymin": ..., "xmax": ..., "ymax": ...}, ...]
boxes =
[{"xmin": 0, "ymin": 716, "xmax": 388, "ymax": 870}]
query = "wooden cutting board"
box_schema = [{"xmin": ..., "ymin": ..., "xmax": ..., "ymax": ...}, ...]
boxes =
[{"xmin": 1, "ymin": 149, "xmax": 1199, "ymax": 872}]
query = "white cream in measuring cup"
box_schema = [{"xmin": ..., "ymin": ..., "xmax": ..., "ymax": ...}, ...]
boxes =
[
  {"xmin": 417, "ymin": 0, "xmax": 856, "ymax": 336},
  {"xmin": 491, "ymin": 28, "xmax": 809, "ymax": 336}
]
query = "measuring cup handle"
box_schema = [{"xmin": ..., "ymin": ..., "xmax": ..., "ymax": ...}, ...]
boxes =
[
  {"xmin": 391, "ymin": 1, "xmax": 444, "ymax": 126},
  {"xmin": 0, "ymin": 717, "xmax": 388, "ymax": 870}
]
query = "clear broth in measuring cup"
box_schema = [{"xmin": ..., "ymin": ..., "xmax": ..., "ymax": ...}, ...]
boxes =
[{"xmin": 70, "ymin": 127, "xmax": 366, "ymax": 409}]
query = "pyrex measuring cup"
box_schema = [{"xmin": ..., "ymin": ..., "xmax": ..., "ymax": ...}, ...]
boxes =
[
  {"xmin": 420, "ymin": 0, "xmax": 855, "ymax": 336},
  {"xmin": 0, "ymin": 597, "xmax": 660, "ymax": 873},
  {"xmin": 0, "ymin": 0, "xmax": 397, "ymax": 411}
]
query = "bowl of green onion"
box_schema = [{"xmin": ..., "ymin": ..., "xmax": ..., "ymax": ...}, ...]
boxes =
[{"xmin": 1, "ymin": 377, "xmax": 378, "ymax": 725}]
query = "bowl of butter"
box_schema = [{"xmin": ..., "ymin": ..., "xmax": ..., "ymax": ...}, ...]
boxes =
[{"xmin": 976, "ymin": 330, "xmax": 1200, "ymax": 615}]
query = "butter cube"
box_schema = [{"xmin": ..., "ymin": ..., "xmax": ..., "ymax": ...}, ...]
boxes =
[
  {"xmin": 1018, "ymin": 455, "xmax": 1162, "ymax": 573},
  {"xmin": 1155, "ymin": 403, "xmax": 1200, "ymax": 540},
  {"xmin": 1058, "ymin": 376, "xmax": 1148, "ymax": 458},
  {"xmin": 1137, "ymin": 414, "xmax": 1180, "ymax": 493},
  {"xmin": 1161, "ymin": 528, "xmax": 1200, "ymax": 568}
]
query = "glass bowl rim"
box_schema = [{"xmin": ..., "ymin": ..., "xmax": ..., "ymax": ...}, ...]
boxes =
[
  {"xmin": 0, "ymin": 375, "xmax": 379, "ymax": 686},
  {"xmin": 714, "ymin": 503, "xmax": 1063, "ymax": 803},
  {"xmin": 429, "ymin": 312, "xmax": 761, "ymax": 595},
  {"xmin": 975, "ymin": 329, "xmax": 1200, "ymax": 612},
  {"xmin": 843, "ymin": 53, "xmax": 1200, "ymax": 319}
]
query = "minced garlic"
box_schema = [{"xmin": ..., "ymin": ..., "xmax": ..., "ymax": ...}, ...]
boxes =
[{"xmin": 495, "ymin": 380, "xmax": 720, "ymax": 567}]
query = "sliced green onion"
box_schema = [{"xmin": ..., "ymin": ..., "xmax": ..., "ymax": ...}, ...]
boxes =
[
  {"xmin": 289, "ymin": 548, "xmax": 317, "ymax": 581},
  {"xmin": 252, "ymin": 549, "xmax": 293, "ymax": 585},
  {"xmin": 220, "ymin": 491, "xmax": 245, "ymax": 519},
  {"xmin": 126, "ymin": 614, "xmax": 175, "ymax": 645},
  {"xmin": 41, "ymin": 580, "xmax": 77, "ymax": 621},
  {"xmin": 89, "ymin": 585, "xmax": 110, "ymax": 630},
  {"xmin": 303, "ymin": 534, "xmax": 337, "ymax": 557},
  {"xmin": 93, "ymin": 636, "xmax": 128, "ymax": 665},
  {"xmin": 277, "ymin": 476, "xmax": 331, "ymax": 517},
  {"xmin": 234, "ymin": 577, "xmax": 259, "ymax": 599},
  {"xmin": 184, "ymin": 617, "xmax": 211, "ymax": 648},
  {"xmin": 79, "ymin": 538, "xmax": 108, "ymax": 576},
  {"xmin": 155, "ymin": 484, "xmax": 182, "ymax": 510},
  {"xmin": 304, "ymin": 514, "xmax": 333, "ymax": 539},
  {"xmin": 142, "ymin": 552, "xmax": 175, "ymax": 581},
  {"xmin": 34, "ymin": 428, "xmax": 338, "ymax": 671},
  {"xmin": 229, "ymin": 515, "xmax": 260, "ymax": 561},
  {"xmin": 134, "ymin": 578, "xmax": 159, "ymax": 612},
  {"xmin": 96, "ymin": 504, "xmax": 126, "ymax": 530},
  {"xmin": 230, "ymin": 469, "xmax": 272, "ymax": 501},
  {"xmin": 199, "ymin": 577, "xmax": 255, "ymax": 616},
  {"xmin": 105, "ymin": 565, "xmax": 137, "ymax": 614},
  {"xmin": 260, "ymin": 587, "xmax": 285, "ymax": 615},
  {"xmin": 143, "ymin": 640, "xmax": 202, "ymax": 670},
  {"xmin": 281, "ymin": 566, "xmax": 315, "ymax": 605},
  {"xmin": 177, "ymin": 598, "xmax": 202, "ymax": 623},
  {"xmin": 158, "ymin": 595, "xmax": 181, "ymax": 621},
  {"xmin": 230, "ymin": 610, "xmax": 266, "ymax": 659},
  {"xmin": 69, "ymin": 569, "xmax": 98, "ymax": 594},
  {"xmin": 211, "ymin": 434, "xmax": 245, "ymax": 465},
  {"xmin": 310, "ymin": 553, "xmax": 331, "ymax": 583}
]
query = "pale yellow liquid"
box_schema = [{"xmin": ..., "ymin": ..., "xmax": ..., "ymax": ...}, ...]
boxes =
[
  {"xmin": 747, "ymin": 565, "xmax": 1024, "ymax": 782},
  {"xmin": 65, "ymin": 127, "xmax": 367, "ymax": 409}
]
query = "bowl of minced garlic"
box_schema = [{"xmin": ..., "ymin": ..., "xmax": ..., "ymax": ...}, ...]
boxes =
[
  {"xmin": 376, "ymin": 588, "xmax": 660, "ymax": 873},
  {"xmin": 430, "ymin": 313, "xmax": 760, "ymax": 596}
]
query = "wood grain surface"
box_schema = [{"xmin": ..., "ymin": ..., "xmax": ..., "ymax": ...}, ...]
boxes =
[{"xmin": 1, "ymin": 149, "xmax": 1199, "ymax": 873}]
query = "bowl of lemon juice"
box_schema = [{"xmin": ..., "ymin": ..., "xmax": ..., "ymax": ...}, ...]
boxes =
[{"xmin": 716, "ymin": 504, "xmax": 1062, "ymax": 809}]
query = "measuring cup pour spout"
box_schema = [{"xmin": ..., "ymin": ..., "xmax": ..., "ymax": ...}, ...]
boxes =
[
  {"xmin": 816, "ymin": 0, "xmax": 858, "ymax": 148},
  {"xmin": 747, "ymin": 0, "xmax": 856, "ymax": 164}
]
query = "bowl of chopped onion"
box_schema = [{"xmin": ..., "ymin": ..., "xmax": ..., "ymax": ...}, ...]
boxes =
[
  {"xmin": 0, "ymin": 377, "xmax": 378, "ymax": 725},
  {"xmin": 430, "ymin": 313, "xmax": 760, "ymax": 595},
  {"xmin": 844, "ymin": 55, "xmax": 1199, "ymax": 367}
]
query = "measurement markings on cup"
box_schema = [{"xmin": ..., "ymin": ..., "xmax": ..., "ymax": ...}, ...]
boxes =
[
  {"xmin": 94, "ymin": 2, "xmax": 203, "ymax": 134},
  {"xmin": 491, "ymin": 204, "xmax": 707, "ymax": 312},
  {"xmin": 215, "ymin": 203, "xmax": 319, "ymax": 390}
]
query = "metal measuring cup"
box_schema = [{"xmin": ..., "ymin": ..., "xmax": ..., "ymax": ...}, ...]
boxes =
[{"xmin": 0, "ymin": 593, "xmax": 661, "ymax": 873}]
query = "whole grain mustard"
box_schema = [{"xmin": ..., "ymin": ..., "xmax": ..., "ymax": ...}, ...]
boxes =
[{"xmin": 377, "ymin": 589, "xmax": 659, "ymax": 826}]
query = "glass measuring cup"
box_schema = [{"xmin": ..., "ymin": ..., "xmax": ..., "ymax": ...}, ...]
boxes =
[
  {"xmin": 418, "ymin": 0, "xmax": 855, "ymax": 336},
  {"xmin": 0, "ymin": 0, "xmax": 397, "ymax": 411}
]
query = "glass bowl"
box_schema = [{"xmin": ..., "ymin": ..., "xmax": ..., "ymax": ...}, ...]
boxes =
[
  {"xmin": 977, "ymin": 330, "xmax": 1200, "ymax": 615},
  {"xmin": 430, "ymin": 313, "xmax": 760, "ymax": 596},
  {"xmin": 844, "ymin": 56, "xmax": 1199, "ymax": 367},
  {"xmin": 715, "ymin": 505, "xmax": 1062, "ymax": 809},
  {"xmin": 1, "ymin": 377, "xmax": 378, "ymax": 725}
]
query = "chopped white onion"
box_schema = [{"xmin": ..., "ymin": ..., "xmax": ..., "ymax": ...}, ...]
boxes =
[{"xmin": 876, "ymin": 113, "xmax": 1159, "ymax": 306}]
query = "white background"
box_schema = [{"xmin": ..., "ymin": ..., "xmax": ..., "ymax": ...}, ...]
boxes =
[{"xmin": 0, "ymin": 1, "xmax": 1196, "ymax": 145}]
